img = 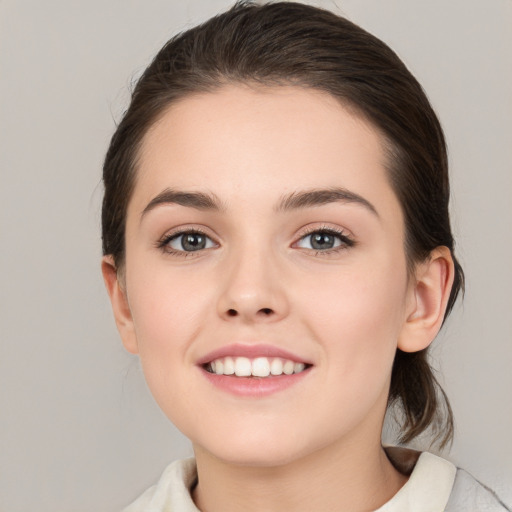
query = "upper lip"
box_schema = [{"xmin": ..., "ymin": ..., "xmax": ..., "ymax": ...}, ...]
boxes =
[{"xmin": 197, "ymin": 343, "xmax": 312, "ymax": 366}]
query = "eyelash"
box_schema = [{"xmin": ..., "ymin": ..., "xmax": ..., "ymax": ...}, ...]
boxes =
[
  {"xmin": 157, "ymin": 228, "xmax": 216, "ymax": 257},
  {"xmin": 294, "ymin": 226, "xmax": 355, "ymax": 255},
  {"xmin": 156, "ymin": 226, "xmax": 355, "ymax": 257}
]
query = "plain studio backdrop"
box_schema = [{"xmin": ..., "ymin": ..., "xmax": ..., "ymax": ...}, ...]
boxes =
[{"xmin": 1, "ymin": 0, "xmax": 511, "ymax": 510}]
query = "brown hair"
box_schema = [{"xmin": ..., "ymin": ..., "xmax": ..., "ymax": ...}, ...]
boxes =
[{"xmin": 102, "ymin": 0, "xmax": 464, "ymax": 448}]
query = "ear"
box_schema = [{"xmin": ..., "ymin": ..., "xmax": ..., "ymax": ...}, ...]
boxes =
[
  {"xmin": 398, "ymin": 247, "xmax": 455, "ymax": 353},
  {"xmin": 101, "ymin": 256, "xmax": 139, "ymax": 354}
]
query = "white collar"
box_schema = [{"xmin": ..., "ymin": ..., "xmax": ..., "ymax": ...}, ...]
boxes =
[
  {"xmin": 376, "ymin": 451, "xmax": 456, "ymax": 511},
  {"xmin": 124, "ymin": 450, "xmax": 457, "ymax": 512}
]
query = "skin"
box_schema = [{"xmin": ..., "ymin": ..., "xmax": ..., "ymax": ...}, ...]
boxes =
[{"xmin": 103, "ymin": 85, "xmax": 454, "ymax": 511}]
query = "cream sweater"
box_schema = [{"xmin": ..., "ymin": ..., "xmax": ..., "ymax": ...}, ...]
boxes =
[{"xmin": 123, "ymin": 450, "xmax": 510, "ymax": 511}]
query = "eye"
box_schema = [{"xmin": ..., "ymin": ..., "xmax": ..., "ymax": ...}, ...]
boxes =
[
  {"xmin": 295, "ymin": 229, "xmax": 353, "ymax": 251},
  {"xmin": 162, "ymin": 230, "xmax": 216, "ymax": 253}
]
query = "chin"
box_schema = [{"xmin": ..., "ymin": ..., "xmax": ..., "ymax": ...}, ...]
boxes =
[
  {"xmin": 205, "ymin": 444, "xmax": 306, "ymax": 468},
  {"xmin": 190, "ymin": 421, "xmax": 325, "ymax": 469}
]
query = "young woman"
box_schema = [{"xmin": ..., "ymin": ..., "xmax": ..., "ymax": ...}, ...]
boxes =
[{"xmin": 101, "ymin": 2, "xmax": 509, "ymax": 510}]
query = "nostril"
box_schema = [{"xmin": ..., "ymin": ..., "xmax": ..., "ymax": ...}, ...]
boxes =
[
  {"xmin": 260, "ymin": 308, "xmax": 273, "ymax": 315},
  {"xmin": 227, "ymin": 309, "xmax": 238, "ymax": 317}
]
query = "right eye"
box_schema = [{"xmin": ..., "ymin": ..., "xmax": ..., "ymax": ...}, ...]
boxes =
[{"xmin": 162, "ymin": 231, "xmax": 216, "ymax": 253}]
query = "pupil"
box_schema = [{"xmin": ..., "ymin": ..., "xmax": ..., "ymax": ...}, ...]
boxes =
[
  {"xmin": 311, "ymin": 233, "xmax": 334, "ymax": 250},
  {"xmin": 182, "ymin": 233, "xmax": 206, "ymax": 251}
]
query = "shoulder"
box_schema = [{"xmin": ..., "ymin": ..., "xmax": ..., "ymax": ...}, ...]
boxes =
[
  {"xmin": 377, "ymin": 450, "xmax": 457, "ymax": 511},
  {"xmin": 445, "ymin": 468, "xmax": 511, "ymax": 512},
  {"xmin": 381, "ymin": 447, "xmax": 510, "ymax": 512},
  {"xmin": 122, "ymin": 458, "xmax": 199, "ymax": 512}
]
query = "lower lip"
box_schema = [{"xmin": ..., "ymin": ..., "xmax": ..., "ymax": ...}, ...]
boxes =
[{"xmin": 200, "ymin": 367, "xmax": 312, "ymax": 397}]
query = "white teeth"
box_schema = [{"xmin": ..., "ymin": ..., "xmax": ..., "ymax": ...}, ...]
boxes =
[
  {"xmin": 283, "ymin": 360, "xmax": 294, "ymax": 375},
  {"xmin": 294, "ymin": 362, "xmax": 305, "ymax": 373},
  {"xmin": 223, "ymin": 356, "xmax": 235, "ymax": 375},
  {"xmin": 270, "ymin": 358, "xmax": 283, "ymax": 375},
  {"xmin": 207, "ymin": 356, "xmax": 308, "ymax": 377},
  {"xmin": 252, "ymin": 357, "xmax": 270, "ymax": 377},
  {"xmin": 234, "ymin": 357, "xmax": 252, "ymax": 377},
  {"xmin": 214, "ymin": 360, "xmax": 224, "ymax": 375}
]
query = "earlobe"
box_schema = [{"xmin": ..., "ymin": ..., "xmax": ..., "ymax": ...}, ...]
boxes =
[
  {"xmin": 398, "ymin": 247, "xmax": 455, "ymax": 353},
  {"xmin": 101, "ymin": 256, "xmax": 139, "ymax": 354}
]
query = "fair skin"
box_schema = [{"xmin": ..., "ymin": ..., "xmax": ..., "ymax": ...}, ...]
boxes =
[{"xmin": 103, "ymin": 85, "xmax": 454, "ymax": 511}]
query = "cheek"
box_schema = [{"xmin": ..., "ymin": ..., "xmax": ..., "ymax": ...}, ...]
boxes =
[
  {"xmin": 125, "ymin": 270, "xmax": 212, "ymax": 426},
  {"xmin": 296, "ymin": 262, "xmax": 408, "ymax": 430},
  {"xmin": 125, "ymin": 266, "xmax": 209, "ymax": 372},
  {"xmin": 128, "ymin": 246, "xmax": 208, "ymax": 321},
  {"xmin": 301, "ymin": 255, "xmax": 409, "ymax": 375},
  {"xmin": 307, "ymin": 260, "xmax": 407, "ymax": 331}
]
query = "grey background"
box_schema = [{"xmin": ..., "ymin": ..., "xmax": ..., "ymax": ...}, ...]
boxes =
[{"xmin": 1, "ymin": 0, "xmax": 510, "ymax": 510}]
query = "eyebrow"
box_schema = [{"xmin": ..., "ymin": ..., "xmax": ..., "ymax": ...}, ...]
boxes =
[
  {"xmin": 141, "ymin": 188, "xmax": 224, "ymax": 218},
  {"xmin": 141, "ymin": 186, "xmax": 378, "ymax": 219},
  {"xmin": 276, "ymin": 187, "xmax": 379, "ymax": 216}
]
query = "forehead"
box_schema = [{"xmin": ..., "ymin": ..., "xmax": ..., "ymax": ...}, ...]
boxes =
[{"xmin": 132, "ymin": 84, "xmax": 401, "ymax": 222}]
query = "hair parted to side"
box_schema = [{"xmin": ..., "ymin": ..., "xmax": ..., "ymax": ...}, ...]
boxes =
[{"xmin": 102, "ymin": 0, "xmax": 464, "ymax": 448}]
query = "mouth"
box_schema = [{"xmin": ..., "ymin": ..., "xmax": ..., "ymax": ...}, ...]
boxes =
[
  {"xmin": 197, "ymin": 344, "xmax": 313, "ymax": 396},
  {"xmin": 204, "ymin": 356, "xmax": 311, "ymax": 378}
]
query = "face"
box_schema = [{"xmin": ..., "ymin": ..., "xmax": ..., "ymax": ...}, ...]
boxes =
[{"xmin": 117, "ymin": 85, "xmax": 416, "ymax": 466}]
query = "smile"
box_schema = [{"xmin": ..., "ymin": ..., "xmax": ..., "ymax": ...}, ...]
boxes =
[
  {"xmin": 198, "ymin": 344, "xmax": 313, "ymax": 397},
  {"xmin": 205, "ymin": 356, "xmax": 308, "ymax": 377}
]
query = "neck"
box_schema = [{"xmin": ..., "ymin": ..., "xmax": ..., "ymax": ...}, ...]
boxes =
[{"xmin": 192, "ymin": 438, "xmax": 408, "ymax": 512}]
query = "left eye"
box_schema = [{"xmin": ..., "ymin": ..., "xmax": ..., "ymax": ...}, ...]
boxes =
[
  {"xmin": 166, "ymin": 232, "xmax": 216, "ymax": 252},
  {"xmin": 296, "ymin": 230, "xmax": 349, "ymax": 251}
]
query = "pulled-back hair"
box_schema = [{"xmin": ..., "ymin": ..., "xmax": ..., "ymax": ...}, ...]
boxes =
[{"xmin": 102, "ymin": 0, "xmax": 464, "ymax": 448}]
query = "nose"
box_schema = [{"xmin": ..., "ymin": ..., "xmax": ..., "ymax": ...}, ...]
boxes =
[{"xmin": 216, "ymin": 245, "xmax": 289, "ymax": 324}]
